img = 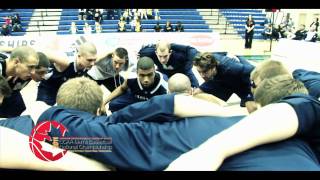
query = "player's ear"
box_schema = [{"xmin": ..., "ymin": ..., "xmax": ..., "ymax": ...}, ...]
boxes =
[
  {"xmin": 188, "ymin": 88, "xmax": 193, "ymax": 95},
  {"xmin": 96, "ymin": 108, "xmax": 101, "ymax": 116},
  {"xmin": 97, "ymin": 104, "xmax": 107, "ymax": 116},
  {"xmin": 255, "ymin": 102, "xmax": 262, "ymax": 109}
]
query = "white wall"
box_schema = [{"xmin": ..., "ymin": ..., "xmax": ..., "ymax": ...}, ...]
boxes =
[{"xmin": 276, "ymin": 9, "xmax": 320, "ymax": 29}]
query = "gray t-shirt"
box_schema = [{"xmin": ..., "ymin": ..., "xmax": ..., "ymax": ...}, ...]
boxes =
[{"xmin": 87, "ymin": 56, "xmax": 118, "ymax": 80}]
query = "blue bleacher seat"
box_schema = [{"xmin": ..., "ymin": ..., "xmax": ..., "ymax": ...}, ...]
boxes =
[
  {"xmin": 0, "ymin": 9, "xmax": 33, "ymax": 36},
  {"xmin": 220, "ymin": 9, "xmax": 267, "ymax": 39},
  {"xmin": 57, "ymin": 9, "xmax": 212, "ymax": 34}
]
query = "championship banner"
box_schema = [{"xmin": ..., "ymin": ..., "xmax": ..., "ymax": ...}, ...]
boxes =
[{"xmin": 0, "ymin": 32, "xmax": 220, "ymax": 64}]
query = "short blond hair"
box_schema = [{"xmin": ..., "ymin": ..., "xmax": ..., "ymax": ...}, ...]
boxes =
[
  {"xmin": 56, "ymin": 77, "xmax": 103, "ymax": 114},
  {"xmin": 254, "ymin": 75, "xmax": 308, "ymax": 107},
  {"xmin": 250, "ymin": 60, "xmax": 291, "ymax": 81},
  {"xmin": 10, "ymin": 46, "xmax": 38, "ymax": 64},
  {"xmin": 156, "ymin": 40, "xmax": 171, "ymax": 52},
  {"xmin": 78, "ymin": 42, "xmax": 97, "ymax": 57}
]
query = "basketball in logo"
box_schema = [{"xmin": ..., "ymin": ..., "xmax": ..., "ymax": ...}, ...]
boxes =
[{"xmin": 29, "ymin": 120, "xmax": 68, "ymax": 161}]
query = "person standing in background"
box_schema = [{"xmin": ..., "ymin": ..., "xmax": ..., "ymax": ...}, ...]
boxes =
[{"xmin": 245, "ymin": 15, "xmax": 255, "ymax": 49}]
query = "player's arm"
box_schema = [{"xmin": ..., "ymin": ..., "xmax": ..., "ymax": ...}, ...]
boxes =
[
  {"xmin": 173, "ymin": 94, "xmax": 247, "ymax": 117},
  {"xmin": 103, "ymin": 79, "xmax": 128, "ymax": 106},
  {"xmin": 192, "ymin": 88, "xmax": 204, "ymax": 95},
  {"xmin": 166, "ymin": 103, "xmax": 298, "ymax": 170},
  {"xmin": 245, "ymin": 100, "xmax": 259, "ymax": 113},
  {"xmin": 193, "ymin": 93, "xmax": 227, "ymax": 106},
  {"xmin": 38, "ymin": 49, "xmax": 70, "ymax": 72}
]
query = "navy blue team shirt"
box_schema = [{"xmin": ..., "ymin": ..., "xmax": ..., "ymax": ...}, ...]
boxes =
[
  {"xmin": 37, "ymin": 61, "xmax": 88, "ymax": 105},
  {"xmin": 32, "ymin": 94, "xmax": 320, "ymax": 170},
  {"xmin": 138, "ymin": 43, "xmax": 199, "ymax": 87},
  {"xmin": 199, "ymin": 53, "xmax": 255, "ymax": 107},
  {"xmin": 109, "ymin": 72, "xmax": 167, "ymax": 112},
  {"xmin": 293, "ymin": 69, "xmax": 320, "ymax": 98}
]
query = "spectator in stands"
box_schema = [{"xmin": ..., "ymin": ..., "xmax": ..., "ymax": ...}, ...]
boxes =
[
  {"xmin": 279, "ymin": 23, "xmax": 287, "ymax": 38},
  {"xmin": 271, "ymin": 24, "xmax": 285, "ymax": 41},
  {"xmin": 83, "ymin": 22, "xmax": 92, "ymax": 34},
  {"xmin": 123, "ymin": 9, "xmax": 132, "ymax": 24},
  {"xmin": 286, "ymin": 18, "xmax": 295, "ymax": 32},
  {"xmin": 132, "ymin": 9, "xmax": 139, "ymax": 20},
  {"xmin": 163, "ymin": 20, "xmax": 173, "ymax": 32},
  {"xmin": 105, "ymin": 9, "xmax": 114, "ymax": 20},
  {"xmin": 3, "ymin": 16, "xmax": 11, "ymax": 26},
  {"xmin": 146, "ymin": 9, "xmax": 154, "ymax": 19},
  {"xmin": 130, "ymin": 15, "xmax": 137, "ymax": 31},
  {"xmin": 310, "ymin": 17, "xmax": 319, "ymax": 32},
  {"xmin": 134, "ymin": 18, "xmax": 143, "ymax": 32},
  {"xmin": 154, "ymin": 22, "xmax": 162, "ymax": 32},
  {"xmin": 292, "ymin": 24, "xmax": 307, "ymax": 40},
  {"xmin": 1, "ymin": 24, "xmax": 11, "ymax": 36},
  {"xmin": 85, "ymin": 9, "xmax": 95, "ymax": 20},
  {"xmin": 115, "ymin": 9, "xmax": 122, "ymax": 20},
  {"xmin": 139, "ymin": 9, "xmax": 148, "ymax": 20},
  {"xmin": 78, "ymin": 9, "xmax": 86, "ymax": 20},
  {"xmin": 106, "ymin": 9, "xmax": 115, "ymax": 20},
  {"xmin": 70, "ymin": 21, "xmax": 78, "ymax": 34},
  {"xmin": 175, "ymin": 21, "xmax": 184, "ymax": 32},
  {"xmin": 94, "ymin": 9, "xmax": 103, "ymax": 24},
  {"xmin": 261, "ymin": 16, "xmax": 271, "ymax": 27},
  {"xmin": 244, "ymin": 15, "xmax": 255, "ymax": 49},
  {"xmin": 117, "ymin": 16, "xmax": 126, "ymax": 32},
  {"xmin": 261, "ymin": 24, "xmax": 272, "ymax": 40},
  {"xmin": 154, "ymin": 9, "xmax": 160, "ymax": 20},
  {"xmin": 95, "ymin": 22, "xmax": 102, "ymax": 33},
  {"xmin": 285, "ymin": 27, "xmax": 296, "ymax": 39},
  {"xmin": 11, "ymin": 14, "xmax": 22, "ymax": 32},
  {"xmin": 304, "ymin": 24, "xmax": 318, "ymax": 42}
]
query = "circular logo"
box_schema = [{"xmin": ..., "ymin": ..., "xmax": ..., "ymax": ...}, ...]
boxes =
[
  {"xmin": 189, "ymin": 34, "xmax": 215, "ymax": 47},
  {"xmin": 29, "ymin": 120, "xmax": 68, "ymax": 161}
]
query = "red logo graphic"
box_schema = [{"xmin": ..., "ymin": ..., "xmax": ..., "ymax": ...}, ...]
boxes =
[
  {"xmin": 189, "ymin": 34, "xmax": 215, "ymax": 47},
  {"xmin": 29, "ymin": 120, "xmax": 68, "ymax": 161}
]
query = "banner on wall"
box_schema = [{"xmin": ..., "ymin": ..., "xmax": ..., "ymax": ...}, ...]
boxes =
[{"xmin": 0, "ymin": 32, "xmax": 220, "ymax": 63}]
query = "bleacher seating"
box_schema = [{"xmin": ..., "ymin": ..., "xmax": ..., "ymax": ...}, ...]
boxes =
[
  {"xmin": 220, "ymin": 9, "xmax": 267, "ymax": 39},
  {"xmin": 57, "ymin": 9, "xmax": 212, "ymax": 34},
  {"xmin": 1, "ymin": 9, "xmax": 214, "ymax": 36},
  {"xmin": 0, "ymin": 9, "xmax": 34, "ymax": 36}
]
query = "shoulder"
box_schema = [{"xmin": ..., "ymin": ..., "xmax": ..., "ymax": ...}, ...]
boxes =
[
  {"xmin": 139, "ymin": 44, "xmax": 156, "ymax": 55},
  {"xmin": 279, "ymin": 94, "xmax": 320, "ymax": 130}
]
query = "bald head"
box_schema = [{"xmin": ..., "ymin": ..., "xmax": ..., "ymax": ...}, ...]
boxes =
[
  {"xmin": 168, "ymin": 73, "xmax": 192, "ymax": 94},
  {"xmin": 78, "ymin": 42, "xmax": 97, "ymax": 57}
]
